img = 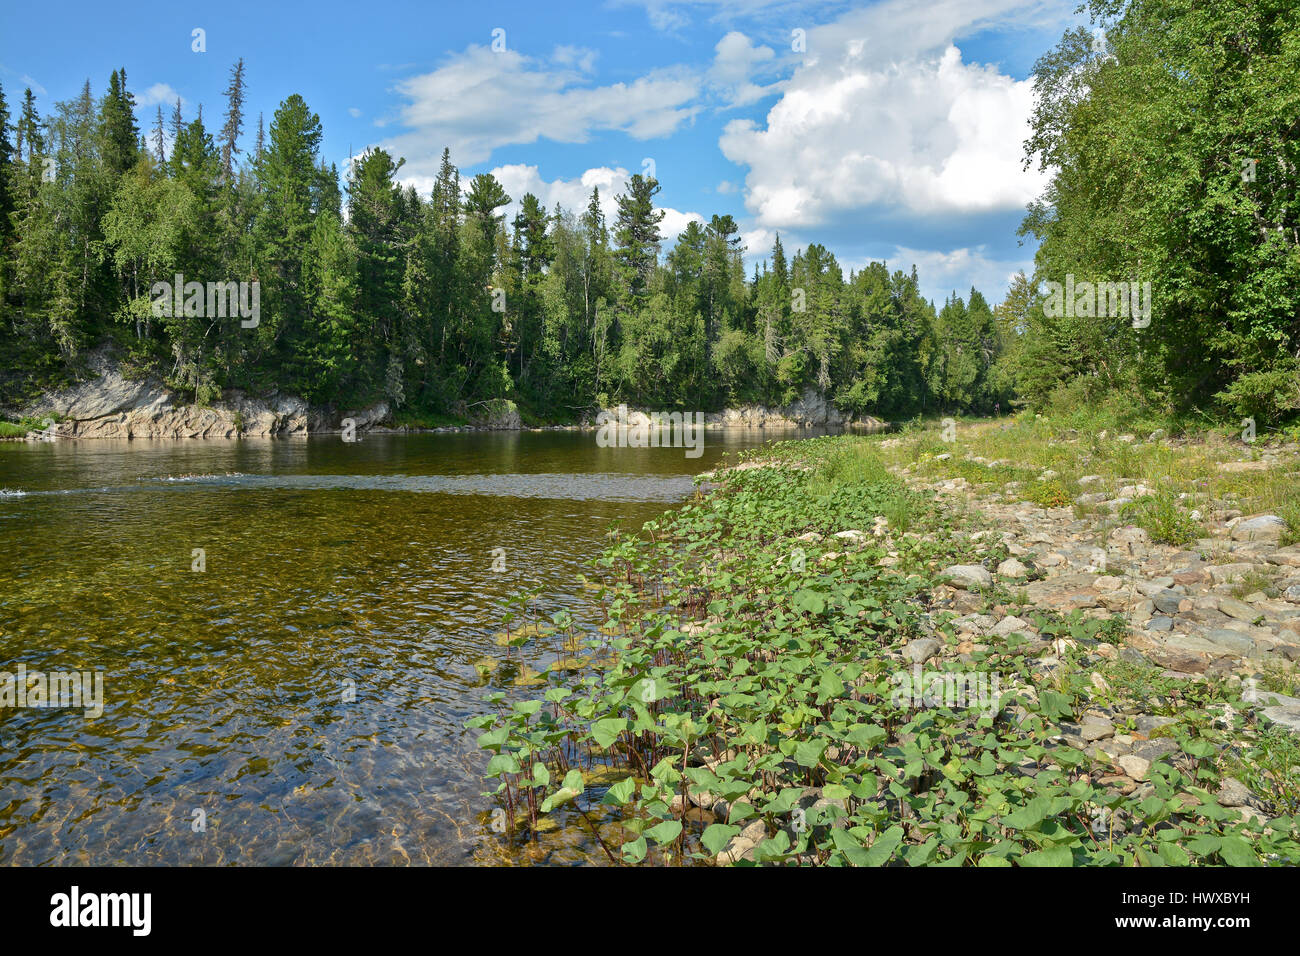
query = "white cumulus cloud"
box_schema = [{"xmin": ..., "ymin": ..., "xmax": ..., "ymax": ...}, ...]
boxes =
[
  {"xmin": 718, "ymin": 0, "xmax": 1060, "ymax": 229},
  {"xmin": 708, "ymin": 31, "xmax": 778, "ymax": 106},
  {"xmin": 883, "ymin": 244, "xmax": 1034, "ymax": 305}
]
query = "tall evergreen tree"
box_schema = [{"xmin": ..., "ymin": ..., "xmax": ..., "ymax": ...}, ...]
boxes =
[
  {"xmin": 150, "ymin": 104, "xmax": 166, "ymax": 163},
  {"xmin": 99, "ymin": 69, "xmax": 139, "ymax": 176},
  {"xmin": 613, "ymin": 174, "xmax": 664, "ymax": 302},
  {"xmin": 219, "ymin": 58, "xmax": 246, "ymax": 180}
]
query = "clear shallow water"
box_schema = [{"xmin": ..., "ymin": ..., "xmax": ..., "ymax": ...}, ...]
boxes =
[{"xmin": 0, "ymin": 428, "xmax": 829, "ymax": 865}]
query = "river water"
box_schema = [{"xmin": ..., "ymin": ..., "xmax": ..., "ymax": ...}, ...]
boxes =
[{"xmin": 0, "ymin": 428, "xmax": 829, "ymax": 865}]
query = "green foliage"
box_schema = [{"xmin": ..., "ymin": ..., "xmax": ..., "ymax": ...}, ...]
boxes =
[
  {"xmin": 1025, "ymin": 479, "xmax": 1072, "ymax": 509},
  {"xmin": 1216, "ymin": 362, "xmax": 1300, "ymax": 422},
  {"xmin": 470, "ymin": 437, "xmax": 1299, "ymax": 865},
  {"xmin": 1018, "ymin": 0, "xmax": 1300, "ymax": 426},
  {"xmin": 1119, "ymin": 491, "xmax": 1204, "ymax": 546},
  {"xmin": 0, "ymin": 71, "xmax": 1009, "ymax": 420}
]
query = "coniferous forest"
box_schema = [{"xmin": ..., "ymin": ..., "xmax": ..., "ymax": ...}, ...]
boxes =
[
  {"xmin": 0, "ymin": 65, "xmax": 1012, "ymax": 423},
  {"xmin": 1, "ymin": 0, "xmax": 1296, "ymax": 430}
]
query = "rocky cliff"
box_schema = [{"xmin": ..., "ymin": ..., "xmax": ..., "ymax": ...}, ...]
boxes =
[
  {"xmin": 15, "ymin": 350, "xmax": 387, "ymax": 440},
  {"xmin": 595, "ymin": 388, "xmax": 884, "ymax": 429}
]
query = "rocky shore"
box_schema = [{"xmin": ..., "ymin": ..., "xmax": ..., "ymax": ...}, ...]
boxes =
[
  {"xmin": 474, "ymin": 426, "xmax": 1300, "ymax": 866},
  {"xmin": 852, "ymin": 433, "xmax": 1300, "ymax": 842},
  {"xmin": 891, "ymin": 439, "xmax": 1300, "ymax": 724},
  {"xmin": 6, "ymin": 350, "xmax": 878, "ymax": 440}
]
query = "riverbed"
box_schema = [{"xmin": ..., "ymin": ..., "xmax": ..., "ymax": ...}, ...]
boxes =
[{"xmin": 0, "ymin": 428, "xmax": 834, "ymax": 865}]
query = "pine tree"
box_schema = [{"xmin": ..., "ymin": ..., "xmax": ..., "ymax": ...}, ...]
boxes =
[
  {"xmin": 170, "ymin": 97, "xmax": 184, "ymax": 144},
  {"xmin": 254, "ymin": 93, "xmax": 324, "ymax": 374},
  {"xmin": 0, "ymin": 82, "xmax": 13, "ymax": 245},
  {"xmin": 463, "ymin": 173, "xmax": 511, "ymax": 249}
]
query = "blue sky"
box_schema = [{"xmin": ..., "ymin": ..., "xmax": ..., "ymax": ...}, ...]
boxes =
[{"xmin": 1, "ymin": 0, "xmax": 1088, "ymax": 305}]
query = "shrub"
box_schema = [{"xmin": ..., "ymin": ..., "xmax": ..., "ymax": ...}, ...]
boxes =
[{"xmin": 1025, "ymin": 479, "xmax": 1071, "ymax": 508}]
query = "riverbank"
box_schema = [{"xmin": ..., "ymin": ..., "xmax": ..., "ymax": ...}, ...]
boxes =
[
  {"xmin": 1, "ymin": 349, "xmax": 883, "ymax": 441},
  {"xmin": 473, "ymin": 419, "xmax": 1300, "ymax": 865}
]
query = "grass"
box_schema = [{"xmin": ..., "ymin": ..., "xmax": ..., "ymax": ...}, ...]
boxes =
[
  {"xmin": 1231, "ymin": 569, "xmax": 1277, "ymax": 600},
  {"xmin": 1230, "ymin": 725, "xmax": 1300, "ymax": 817},
  {"xmin": 1257, "ymin": 660, "xmax": 1300, "ymax": 698},
  {"xmin": 0, "ymin": 415, "xmax": 59, "ymax": 439},
  {"xmin": 1119, "ymin": 492, "xmax": 1205, "ymax": 546},
  {"xmin": 873, "ymin": 412, "xmax": 1300, "ymax": 543}
]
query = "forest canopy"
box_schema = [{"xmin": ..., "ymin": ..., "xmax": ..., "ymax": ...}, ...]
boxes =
[
  {"xmin": 2, "ymin": 0, "xmax": 1296, "ymax": 429},
  {"xmin": 0, "ymin": 65, "xmax": 1009, "ymax": 421}
]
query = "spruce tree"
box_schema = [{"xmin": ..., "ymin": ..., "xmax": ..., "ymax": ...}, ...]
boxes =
[
  {"xmin": 99, "ymin": 68, "xmax": 139, "ymax": 176},
  {"xmin": 151, "ymin": 105, "xmax": 166, "ymax": 163},
  {"xmin": 613, "ymin": 174, "xmax": 664, "ymax": 301},
  {"xmin": 219, "ymin": 58, "xmax": 246, "ymax": 180}
]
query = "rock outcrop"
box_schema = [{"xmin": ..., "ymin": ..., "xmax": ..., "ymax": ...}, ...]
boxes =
[
  {"xmin": 12, "ymin": 352, "xmax": 879, "ymax": 440},
  {"xmin": 596, "ymin": 387, "xmax": 883, "ymax": 429},
  {"xmin": 16, "ymin": 349, "xmax": 380, "ymax": 440}
]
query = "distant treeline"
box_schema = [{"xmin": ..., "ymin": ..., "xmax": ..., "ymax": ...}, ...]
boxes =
[{"xmin": 0, "ymin": 64, "xmax": 1012, "ymax": 420}]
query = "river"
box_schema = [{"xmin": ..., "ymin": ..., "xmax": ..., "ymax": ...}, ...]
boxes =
[{"xmin": 0, "ymin": 427, "xmax": 833, "ymax": 865}]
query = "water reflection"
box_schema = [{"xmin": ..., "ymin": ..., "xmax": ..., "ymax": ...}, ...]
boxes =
[{"xmin": 0, "ymin": 427, "xmax": 838, "ymax": 864}]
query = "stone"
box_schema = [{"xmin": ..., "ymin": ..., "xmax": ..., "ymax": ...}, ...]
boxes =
[
  {"xmin": 1110, "ymin": 526, "xmax": 1151, "ymax": 553},
  {"xmin": 1232, "ymin": 806, "xmax": 1270, "ymax": 825},
  {"xmin": 1261, "ymin": 707, "xmax": 1300, "ymax": 733},
  {"xmin": 1146, "ymin": 616, "xmax": 1174, "ymax": 632},
  {"xmin": 1206, "ymin": 563, "xmax": 1258, "ymax": 585},
  {"xmin": 1150, "ymin": 640, "xmax": 1211, "ymax": 673},
  {"xmin": 1218, "ymin": 597, "xmax": 1261, "ymax": 622},
  {"xmin": 943, "ymin": 565, "xmax": 992, "ymax": 590},
  {"xmin": 834, "ymin": 530, "xmax": 866, "ymax": 543},
  {"xmin": 1134, "ymin": 715, "xmax": 1176, "ymax": 736},
  {"xmin": 1172, "ymin": 568, "xmax": 1209, "ymax": 586},
  {"xmin": 1098, "ymin": 774, "xmax": 1138, "ymax": 796},
  {"xmin": 991, "ymin": 615, "xmax": 1035, "ymax": 638},
  {"xmin": 1265, "ymin": 545, "xmax": 1300, "ymax": 568},
  {"xmin": 1117, "ymin": 755, "xmax": 1151, "ymax": 780},
  {"xmin": 1152, "ymin": 589, "xmax": 1184, "ymax": 615},
  {"xmin": 1216, "ymin": 777, "xmax": 1251, "ymax": 808},
  {"xmin": 1246, "ymin": 687, "xmax": 1300, "ymax": 709},
  {"xmin": 997, "ymin": 558, "xmax": 1030, "ymax": 578},
  {"xmin": 1135, "ymin": 577, "xmax": 1177, "ymax": 596},
  {"xmin": 1080, "ymin": 715, "xmax": 1115, "ymax": 741},
  {"xmin": 902, "ymin": 638, "xmax": 942, "ymax": 664},
  {"xmin": 1200, "ymin": 629, "xmax": 1259, "ymax": 655},
  {"xmin": 1232, "ymin": 515, "xmax": 1286, "ymax": 544},
  {"xmin": 1133, "ymin": 737, "xmax": 1178, "ymax": 762}
]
